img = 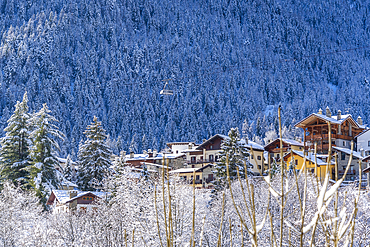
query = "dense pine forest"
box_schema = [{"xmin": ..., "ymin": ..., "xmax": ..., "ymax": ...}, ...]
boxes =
[{"xmin": 1, "ymin": 0, "xmax": 370, "ymax": 157}]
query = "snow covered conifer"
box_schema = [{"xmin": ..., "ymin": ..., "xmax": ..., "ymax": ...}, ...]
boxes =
[
  {"xmin": 214, "ymin": 127, "xmax": 251, "ymax": 191},
  {"xmin": 28, "ymin": 103, "xmax": 65, "ymax": 204},
  {"xmin": 77, "ymin": 116, "xmax": 112, "ymax": 191},
  {"xmin": 63, "ymin": 154, "xmax": 76, "ymax": 183},
  {"xmin": 0, "ymin": 92, "xmax": 31, "ymax": 187}
]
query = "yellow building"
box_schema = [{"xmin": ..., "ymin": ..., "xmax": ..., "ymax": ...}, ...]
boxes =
[{"xmin": 283, "ymin": 150, "xmax": 335, "ymax": 181}]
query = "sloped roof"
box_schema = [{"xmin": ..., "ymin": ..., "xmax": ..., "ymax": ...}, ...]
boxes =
[
  {"xmin": 284, "ymin": 150, "xmax": 333, "ymax": 166},
  {"xmin": 195, "ymin": 134, "xmax": 228, "ymax": 150},
  {"xmin": 264, "ymin": 138, "xmax": 303, "ymax": 149},
  {"xmin": 49, "ymin": 190, "xmax": 110, "ymax": 205},
  {"xmin": 295, "ymin": 113, "xmax": 363, "ymax": 129},
  {"xmin": 169, "ymin": 164, "xmax": 214, "ymax": 174},
  {"xmin": 332, "ymin": 146, "xmax": 363, "ymax": 159},
  {"xmin": 195, "ymin": 134, "xmax": 264, "ymax": 151}
]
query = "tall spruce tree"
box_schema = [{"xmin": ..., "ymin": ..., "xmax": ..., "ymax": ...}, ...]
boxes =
[
  {"xmin": 0, "ymin": 92, "xmax": 31, "ymax": 187},
  {"xmin": 28, "ymin": 103, "xmax": 65, "ymax": 204},
  {"xmin": 77, "ymin": 116, "xmax": 112, "ymax": 191},
  {"xmin": 214, "ymin": 128, "xmax": 251, "ymax": 191}
]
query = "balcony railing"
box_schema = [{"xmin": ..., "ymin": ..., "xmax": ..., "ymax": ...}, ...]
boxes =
[{"xmin": 306, "ymin": 134, "xmax": 352, "ymax": 141}]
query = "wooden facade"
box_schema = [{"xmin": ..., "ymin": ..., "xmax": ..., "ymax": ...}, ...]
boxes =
[{"xmin": 295, "ymin": 111, "xmax": 365, "ymax": 154}]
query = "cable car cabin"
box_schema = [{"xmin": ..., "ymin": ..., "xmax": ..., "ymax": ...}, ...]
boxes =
[
  {"xmin": 160, "ymin": 80, "xmax": 174, "ymax": 95},
  {"xmin": 160, "ymin": 89, "xmax": 174, "ymax": 95}
]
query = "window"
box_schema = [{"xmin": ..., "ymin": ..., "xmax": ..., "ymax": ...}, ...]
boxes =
[
  {"xmin": 276, "ymin": 154, "xmax": 280, "ymax": 159},
  {"xmin": 209, "ymin": 155, "xmax": 214, "ymax": 162},
  {"xmin": 210, "ymin": 145, "xmax": 213, "ymax": 150},
  {"xmin": 82, "ymin": 196, "xmax": 93, "ymax": 201},
  {"xmin": 295, "ymin": 160, "xmax": 298, "ymax": 167},
  {"xmin": 258, "ymin": 165, "xmax": 261, "ymax": 170},
  {"xmin": 208, "ymin": 174, "xmax": 214, "ymax": 181},
  {"xmin": 191, "ymin": 156, "xmax": 196, "ymax": 163},
  {"xmin": 215, "ymin": 156, "xmax": 219, "ymax": 162},
  {"xmin": 343, "ymin": 141, "xmax": 345, "ymax": 146},
  {"xmin": 200, "ymin": 156, "xmax": 203, "ymax": 161},
  {"xmin": 341, "ymin": 152, "xmax": 346, "ymax": 160},
  {"xmin": 250, "ymin": 155, "xmax": 254, "ymax": 159},
  {"xmin": 176, "ymin": 150, "xmax": 178, "ymax": 154},
  {"xmin": 257, "ymin": 156, "xmax": 261, "ymax": 160},
  {"xmin": 368, "ymin": 141, "xmax": 370, "ymax": 147},
  {"xmin": 196, "ymin": 175, "xmax": 200, "ymax": 180}
]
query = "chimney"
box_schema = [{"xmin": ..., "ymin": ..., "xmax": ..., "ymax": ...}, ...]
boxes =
[
  {"xmin": 69, "ymin": 190, "xmax": 78, "ymax": 199},
  {"xmin": 188, "ymin": 143, "xmax": 193, "ymax": 149},
  {"xmin": 361, "ymin": 148, "xmax": 364, "ymax": 157},
  {"xmin": 357, "ymin": 116, "xmax": 363, "ymax": 125},
  {"xmin": 318, "ymin": 108, "xmax": 323, "ymax": 114},
  {"xmin": 143, "ymin": 150, "xmax": 147, "ymax": 155},
  {"xmin": 326, "ymin": 106, "xmax": 331, "ymax": 118},
  {"xmin": 337, "ymin": 110, "xmax": 341, "ymax": 120},
  {"xmin": 120, "ymin": 150, "xmax": 126, "ymax": 157},
  {"xmin": 153, "ymin": 150, "xmax": 157, "ymax": 157},
  {"xmin": 130, "ymin": 151, "xmax": 134, "ymax": 158},
  {"xmin": 148, "ymin": 149, "xmax": 153, "ymax": 158}
]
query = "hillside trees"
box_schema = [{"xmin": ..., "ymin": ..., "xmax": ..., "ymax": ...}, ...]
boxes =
[{"xmin": 77, "ymin": 116, "xmax": 112, "ymax": 191}]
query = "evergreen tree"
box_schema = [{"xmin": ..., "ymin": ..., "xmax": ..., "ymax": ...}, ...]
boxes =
[
  {"xmin": 77, "ymin": 116, "xmax": 112, "ymax": 191},
  {"xmin": 28, "ymin": 103, "xmax": 65, "ymax": 204},
  {"xmin": 214, "ymin": 128, "xmax": 251, "ymax": 192},
  {"xmin": 63, "ymin": 154, "xmax": 76, "ymax": 183},
  {"xmin": 0, "ymin": 92, "xmax": 31, "ymax": 187}
]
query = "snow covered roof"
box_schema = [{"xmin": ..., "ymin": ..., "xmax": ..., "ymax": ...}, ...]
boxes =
[
  {"xmin": 124, "ymin": 152, "xmax": 185, "ymax": 161},
  {"xmin": 169, "ymin": 164, "xmax": 213, "ymax": 174},
  {"xmin": 295, "ymin": 113, "xmax": 364, "ymax": 129},
  {"xmin": 239, "ymin": 139, "xmax": 265, "ymax": 151},
  {"xmin": 282, "ymin": 139, "xmax": 304, "ymax": 147},
  {"xmin": 196, "ymin": 133, "xmax": 264, "ymax": 151},
  {"xmin": 285, "ymin": 150, "xmax": 333, "ymax": 166},
  {"xmin": 169, "ymin": 168, "xmax": 198, "ymax": 174},
  {"xmin": 50, "ymin": 190, "xmax": 110, "ymax": 204},
  {"xmin": 166, "ymin": 142, "xmax": 196, "ymax": 147},
  {"xmin": 332, "ymin": 146, "xmax": 363, "ymax": 159}
]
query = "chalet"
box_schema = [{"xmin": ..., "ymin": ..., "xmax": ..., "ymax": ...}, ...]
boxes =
[
  {"xmin": 169, "ymin": 164, "xmax": 214, "ymax": 189},
  {"xmin": 295, "ymin": 107, "xmax": 366, "ymax": 154},
  {"xmin": 183, "ymin": 134, "xmax": 265, "ymax": 175},
  {"xmin": 47, "ymin": 190, "xmax": 109, "ymax": 213},
  {"xmin": 332, "ymin": 146, "xmax": 364, "ymax": 182},
  {"xmin": 283, "ymin": 150, "xmax": 335, "ymax": 181},
  {"xmin": 264, "ymin": 138, "xmax": 304, "ymax": 168}
]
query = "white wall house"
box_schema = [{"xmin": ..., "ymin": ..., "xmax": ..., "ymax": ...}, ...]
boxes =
[{"xmin": 355, "ymin": 129, "xmax": 370, "ymax": 156}]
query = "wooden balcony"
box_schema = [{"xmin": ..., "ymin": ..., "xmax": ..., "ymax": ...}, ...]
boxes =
[{"xmin": 306, "ymin": 134, "xmax": 353, "ymax": 142}]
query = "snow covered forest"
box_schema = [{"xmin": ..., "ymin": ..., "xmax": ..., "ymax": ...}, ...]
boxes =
[
  {"xmin": 1, "ymin": 168, "xmax": 370, "ymax": 246},
  {"xmin": 1, "ymin": 0, "xmax": 370, "ymax": 156}
]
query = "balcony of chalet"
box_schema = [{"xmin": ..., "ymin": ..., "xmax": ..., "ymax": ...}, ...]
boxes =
[{"xmin": 305, "ymin": 133, "xmax": 353, "ymax": 142}]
